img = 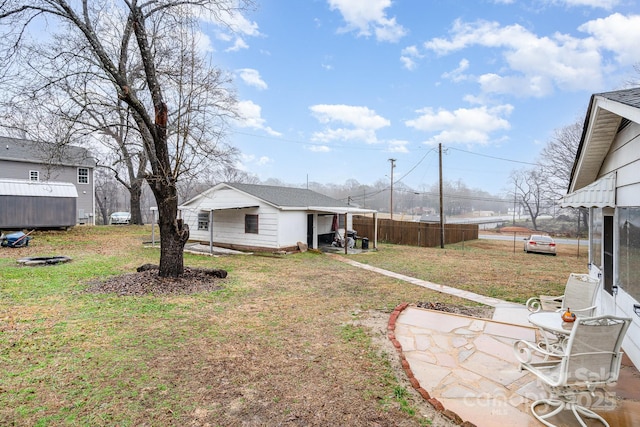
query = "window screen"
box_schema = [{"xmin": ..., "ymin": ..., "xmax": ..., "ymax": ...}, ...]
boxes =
[{"xmin": 245, "ymin": 214, "xmax": 258, "ymax": 234}]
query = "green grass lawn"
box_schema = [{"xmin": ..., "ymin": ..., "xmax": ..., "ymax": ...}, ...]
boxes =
[{"xmin": 0, "ymin": 226, "xmax": 588, "ymax": 426}]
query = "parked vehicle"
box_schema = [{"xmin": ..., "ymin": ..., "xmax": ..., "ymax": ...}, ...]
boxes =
[
  {"xmin": 523, "ymin": 234, "xmax": 557, "ymax": 255},
  {"xmin": 0, "ymin": 231, "xmax": 32, "ymax": 247},
  {"xmin": 109, "ymin": 212, "xmax": 131, "ymax": 225}
]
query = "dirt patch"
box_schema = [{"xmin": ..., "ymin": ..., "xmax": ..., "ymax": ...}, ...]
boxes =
[
  {"xmin": 416, "ymin": 301, "xmax": 495, "ymax": 319},
  {"xmin": 84, "ymin": 267, "xmax": 226, "ymax": 295}
]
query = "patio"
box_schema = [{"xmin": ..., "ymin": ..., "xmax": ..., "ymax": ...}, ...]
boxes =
[
  {"xmin": 391, "ymin": 304, "xmax": 640, "ymax": 426},
  {"xmin": 328, "ymin": 255, "xmax": 640, "ymax": 426}
]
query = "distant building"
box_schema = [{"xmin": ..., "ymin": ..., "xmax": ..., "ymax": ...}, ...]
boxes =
[{"xmin": 0, "ymin": 136, "xmax": 96, "ymax": 225}]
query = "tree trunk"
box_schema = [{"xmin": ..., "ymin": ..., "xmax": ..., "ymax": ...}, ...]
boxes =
[
  {"xmin": 96, "ymin": 195, "xmax": 109, "ymax": 225},
  {"xmin": 129, "ymin": 180, "xmax": 144, "ymax": 225},
  {"xmin": 154, "ymin": 188, "xmax": 189, "ymax": 277}
]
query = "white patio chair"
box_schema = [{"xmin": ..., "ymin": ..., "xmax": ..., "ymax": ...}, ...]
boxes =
[
  {"xmin": 526, "ymin": 273, "xmax": 600, "ymax": 316},
  {"xmin": 513, "ymin": 315, "xmax": 631, "ymax": 427}
]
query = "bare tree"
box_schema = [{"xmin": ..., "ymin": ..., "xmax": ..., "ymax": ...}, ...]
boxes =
[
  {"xmin": 510, "ymin": 169, "xmax": 545, "ymax": 230},
  {"xmin": 537, "ymin": 118, "xmax": 587, "ymax": 225},
  {"xmin": 538, "ymin": 120, "xmax": 583, "ymax": 200},
  {"xmin": 1, "ymin": 0, "xmax": 248, "ymax": 277},
  {"xmin": 95, "ymin": 168, "xmax": 127, "ymax": 225}
]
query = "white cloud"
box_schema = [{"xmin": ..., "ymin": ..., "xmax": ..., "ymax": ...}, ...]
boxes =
[
  {"xmin": 549, "ymin": 0, "xmax": 619, "ymax": 9},
  {"xmin": 321, "ymin": 54, "xmax": 335, "ymax": 70},
  {"xmin": 308, "ymin": 145, "xmax": 331, "ymax": 153},
  {"xmin": 400, "ymin": 45, "xmax": 422, "ymax": 71},
  {"xmin": 310, "ymin": 104, "xmax": 390, "ymax": 144},
  {"xmin": 236, "ymin": 153, "xmax": 273, "ymax": 171},
  {"xmin": 478, "ymin": 73, "xmax": 554, "ymax": 97},
  {"xmin": 405, "ymin": 104, "xmax": 513, "ymax": 146},
  {"xmin": 579, "ymin": 13, "xmax": 640, "ymax": 65},
  {"xmin": 237, "ymin": 68, "xmax": 268, "ymax": 90},
  {"xmin": 202, "ymin": 6, "xmax": 261, "ymax": 37},
  {"xmin": 327, "ymin": 0, "xmax": 407, "ymax": 42},
  {"xmin": 201, "ymin": 6, "xmax": 260, "ymax": 52},
  {"xmin": 424, "ymin": 18, "xmax": 609, "ymax": 95},
  {"xmin": 257, "ymin": 156, "xmax": 271, "ymax": 166},
  {"xmin": 236, "ymin": 100, "xmax": 281, "ymax": 136},
  {"xmin": 388, "ymin": 139, "xmax": 409, "ymax": 153},
  {"xmin": 441, "ymin": 58, "xmax": 470, "ymax": 83},
  {"xmin": 225, "ymin": 37, "xmax": 249, "ymax": 52},
  {"xmin": 194, "ymin": 30, "xmax": 214, "ymax": 53}
]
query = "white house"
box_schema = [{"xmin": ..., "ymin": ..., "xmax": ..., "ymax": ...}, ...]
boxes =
[
  {"xmin": 179, "ymin": 182, "xmax": 377, "ymax": 252},
  {"xmin": 562, "ymin": 87, "xmax": 640, "ymax": 369}
]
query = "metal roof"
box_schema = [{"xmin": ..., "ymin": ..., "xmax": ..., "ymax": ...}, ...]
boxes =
[
  {"xmin": 569, "ymin": 87, "xmax": 640, "ymax": 193},
  {"xmin": 561, "ymin": 172, "xmax": 616, "ymax": 208},
  {"xmin": 0, "ymin": 136, "xmax": 96, "ymax": 168},
  {"xmin": 0, "ymin": 178, "xmax": 78, "ymax": 198}
]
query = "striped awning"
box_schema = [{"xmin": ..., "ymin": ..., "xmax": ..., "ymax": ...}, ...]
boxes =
[{"xmin": 561, "ymin": 172, "xmax": 616, "ymax": 208}]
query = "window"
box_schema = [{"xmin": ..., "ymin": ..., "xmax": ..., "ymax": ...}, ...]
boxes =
[
  {"xmin": 619, "ymin": 207, "xmax": 640, "ymax": 301},
  {"xmin": 78, "ymin": 167, "xmax": 89, "ymax": 184},
  {"xmin": 198, "ymin": 212, "xmax": 209, "ymax": 231},
  {"xmin": 245, "ymin": 214, "xmax": 258, "ymax": 234},
  {"xmin": 590, "ymin": 208, "xmax": 602, "ymax": 268},
  {"xmin": 29, "ymin": 170, "xmax": 39, "ymax": 181}
]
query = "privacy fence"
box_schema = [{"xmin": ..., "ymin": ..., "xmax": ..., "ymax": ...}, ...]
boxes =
[{"xmin": 353, "ymin": 216, "xmax": 479, "ymax": 247}]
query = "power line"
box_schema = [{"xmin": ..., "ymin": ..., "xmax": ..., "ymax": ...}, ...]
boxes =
[{"xmin": 447, "ymin": 146, "xmax": 538, "ymax": 166}]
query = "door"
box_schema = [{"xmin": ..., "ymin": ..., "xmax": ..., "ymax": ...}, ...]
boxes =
[
  {"xmin": 603, "ymin": 215, "xmax": 614, "ymax": 295},
  {"xmin": 307, "ymin": 214, "xmax": 313, "ymax": 247}
]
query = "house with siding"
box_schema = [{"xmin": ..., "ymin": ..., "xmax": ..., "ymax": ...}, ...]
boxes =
[
  {"xmin": 561, "ymin": 87, "xmax": 640, "ymax": 369},
  {"xmin": 0, "ymin": 136, "xmax": 96, "ymax": 225},
  {"xmin": 180, "ymin": 182, "xmax": 377, "ymax": 252}
]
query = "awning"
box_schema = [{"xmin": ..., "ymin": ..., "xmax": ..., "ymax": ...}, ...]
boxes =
[{"xmin": 561, "ymin": 172, "xmax": 616, "ymax": 208}]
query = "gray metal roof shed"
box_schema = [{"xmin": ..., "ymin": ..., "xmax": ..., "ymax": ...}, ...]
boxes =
[{"xmin": 0, "ymin": 179, "xmax": 78, "ymax": 230}]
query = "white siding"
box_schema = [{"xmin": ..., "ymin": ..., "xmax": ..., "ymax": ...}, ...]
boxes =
[
  {"xmin": 194, "ymin": 187, "xmax": 261, "ymax": 210},
  {"xmin": 589, "ymin": 121, "xmax": 640, "ymax": 368},
  {"xmin": 185, "ymin": 205, "xmax": 283, "ymax": 249},
  {"xmin": 612, "ymin": 288, "xmax": 640, "ymax": 371},
  {"xmin": 181, "ymin": 187, "xmax": 292, "ymax": 249},
  {"xmin": 278, "ymin": 211, "xmax": 308, "ymax": 247},
  {"xmin": 596, "ymin": 123, "xmax": 640, "ymax": 206},
  {"xmin": 317, "ymin": 214, "xmax": 334, "ymax": 234},
  {"xmin": 180, "ymin": 185, "xmax": 364, "ymax": 250}
]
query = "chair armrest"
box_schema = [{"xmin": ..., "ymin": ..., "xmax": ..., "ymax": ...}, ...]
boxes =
[
  {"xmin": 568, "ymin": 305, "xmax": 597, "ymax": 317},
  {"xmin": 513, "ymin": 338, "xmax": 563, "ymax": 364},
  {"xmin": 526, "ymin": 297, "xmax": 542, "ymax": 312},
  {"xmin": 540, "ymin": 294, "xmax": 564, "ymax": 311}
]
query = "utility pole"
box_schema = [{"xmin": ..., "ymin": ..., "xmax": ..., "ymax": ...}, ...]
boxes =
[
  {"xmin": 439, "ymin": 143, "xmax": 444, "ymax": 249},
  {"xmin": 389, "ymin": 158, "xmax": 396, "ymax": 220},
  {"xmin": 513, "ymin": 182, "xmax": 517, "ymax": 225}
]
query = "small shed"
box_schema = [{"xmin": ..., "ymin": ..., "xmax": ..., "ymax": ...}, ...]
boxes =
[
  {"xmin": 179, "ymin": 182, "xmax": 378, "ymax": 252},
  {"xmin": 0, "ymin": 179, "xmax": 78, "ymax": 230}
]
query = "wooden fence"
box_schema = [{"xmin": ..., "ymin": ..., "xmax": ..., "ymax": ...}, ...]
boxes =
[{"xmin": 353, "ymin": 216, "xmax": 478, "ymax": 247}]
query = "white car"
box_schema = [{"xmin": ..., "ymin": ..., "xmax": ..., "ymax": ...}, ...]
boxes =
[
  {"xmin": 523, "ymin": 234, "xmax": 557, "ymax": 255},
  {"xmin": 109, "ymin": 212, "xmax": 131, "ymax": 225}
]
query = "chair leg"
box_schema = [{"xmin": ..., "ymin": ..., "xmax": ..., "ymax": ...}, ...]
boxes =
[
  {"xmin": 531, "ymin": 399, "xmax": 566, "ymax": 427},
  {"xmin": 571, "ymin": 403, "xmax": 610, "ymax": 427},
  {"xmin": 531, "ymin": 398, "xmax": 609, "ymax": 427}
]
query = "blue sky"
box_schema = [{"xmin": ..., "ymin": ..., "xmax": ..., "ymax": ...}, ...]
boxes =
[{"xmin": 200, "ymin": 0, "xmax": 640, "ymax": 195}]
